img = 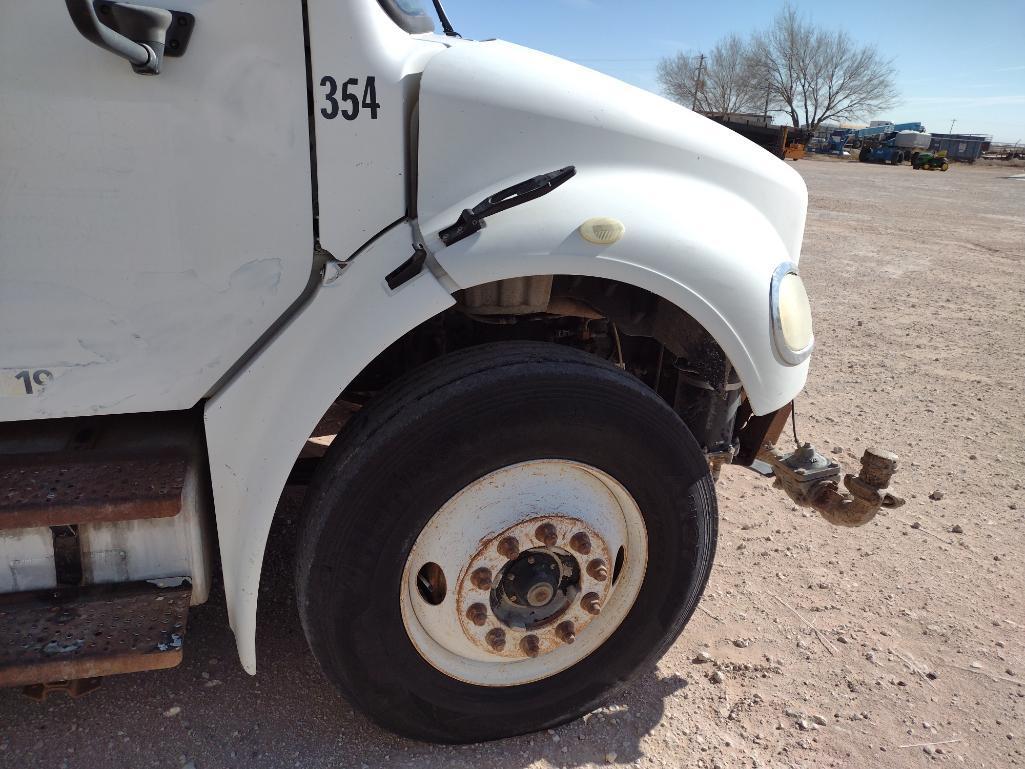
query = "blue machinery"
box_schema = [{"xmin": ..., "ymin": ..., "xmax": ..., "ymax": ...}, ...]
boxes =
[
  {"xmin": 852, "ymin": 121, "xmax": 925, "ymax": 139},
  {"xmin": 812, "ymin": 122, "xmax": 926, "ymax": 156}
]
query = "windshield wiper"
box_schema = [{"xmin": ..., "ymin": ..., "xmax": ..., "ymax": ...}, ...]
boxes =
[
  {"xmin": 438, "ymin": 166, "xmax": 577, "ymax": 246},
  {"xmin": 431, "ymin": 0, "xmax": 459, "ymax": 37}
]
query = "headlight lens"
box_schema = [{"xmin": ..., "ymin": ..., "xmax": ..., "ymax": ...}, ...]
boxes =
[
  {"xmin": 771, "ymin": 265, "xmax": 814, "ymax": 363},
  {"xmin": 779, "ymin": 273, "xmax": 813, "ymax": 350}
]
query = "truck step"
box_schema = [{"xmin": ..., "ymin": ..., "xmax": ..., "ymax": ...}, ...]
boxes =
[
  {"xmin": 0, "ymin": 579, "xmax": 191, "ymax": 688},
  {"xmin": 0, "ymin": 451, "xmax": 186, "ymax": 530}
]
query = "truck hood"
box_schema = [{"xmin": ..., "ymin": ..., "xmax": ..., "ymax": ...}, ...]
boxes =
[{"xmin": 415, "ymin": 39, "xmax": 807, "ymax": 263}]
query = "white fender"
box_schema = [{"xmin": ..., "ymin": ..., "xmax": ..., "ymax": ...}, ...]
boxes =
[
  {"xmin": 422, "ymin": 165, "xmax": 808, "ymax": 415},
  {"xmin": 204, "ymin": 223, "xmax": 454, "ymax": 673},
  {"xmin": 416, "ymin": 40, "xmax": 810, "ymax": 416}
]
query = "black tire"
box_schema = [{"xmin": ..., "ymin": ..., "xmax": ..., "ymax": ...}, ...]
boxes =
[
  {"xmin": 296, "ymin": 342, "xmax": 717, "ymax": 743},
  {"xmin": 859, "ymin": 147, "xmax": 870, "ymax": 162}
]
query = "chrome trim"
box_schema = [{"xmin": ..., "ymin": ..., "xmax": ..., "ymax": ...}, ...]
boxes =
[{"xmin": 770, "ymin": 262, "xmax": 814, "ymax": 365}]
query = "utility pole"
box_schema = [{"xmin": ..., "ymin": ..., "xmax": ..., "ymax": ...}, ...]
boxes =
[
  {"xmin": 691, "ymin": 54, "xmax": 705, "ymax": 112},
  {"xmin": 948, "ymin": 118, "xmax": 957, "ymax": 135}
]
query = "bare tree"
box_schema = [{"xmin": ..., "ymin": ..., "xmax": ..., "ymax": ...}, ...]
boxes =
[
  {"xmin": 749, "ymin": 5, "xmax": 898, "ymax": 130},
  {"xmin": 657, "ymin": 35, "xmax": 760, "ymax": 116}
]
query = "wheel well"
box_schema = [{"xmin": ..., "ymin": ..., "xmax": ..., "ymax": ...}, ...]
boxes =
[{"xmin": 292, "ymin": 275, "xmax": 743, "ymax": 483}]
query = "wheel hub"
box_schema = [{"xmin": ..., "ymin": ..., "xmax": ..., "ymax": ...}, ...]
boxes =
[
  {"xmin": 525, "ymin": 581, "xmax": 554, "ymax": 608},
  {"xmin": 456, "ymin": 516, "xmax": 612, "ymax": 659},
  {"xmin": 493, "ymin": 547, "xmax": 577, "ymax": 625}
]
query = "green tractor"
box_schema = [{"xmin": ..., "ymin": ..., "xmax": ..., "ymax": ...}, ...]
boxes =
[{"xmin": 912, "ymin": 150, "xmax": 949, "ymax": 171}]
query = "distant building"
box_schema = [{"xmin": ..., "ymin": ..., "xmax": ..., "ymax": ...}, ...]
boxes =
[
  {"xmin": 700, "ymin": 111, "xmax": 789, "ymax": 157},
  {"xmin": 701, "ymin": 111, "xmax": 775, "ymax": 127}
]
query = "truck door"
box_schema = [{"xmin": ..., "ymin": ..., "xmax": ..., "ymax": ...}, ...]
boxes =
[
  {"xmin": 0, "ymin": 3, "xmax": 313, "ymax": 421},
  {"xmin": 304, "ymin": 1, "xmax": 446, "ymax": 259}
]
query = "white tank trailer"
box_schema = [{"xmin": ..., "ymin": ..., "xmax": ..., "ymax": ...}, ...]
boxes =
[{"xmin": 895, "ymin": 131, "xmax": 932, "ymax": 150}]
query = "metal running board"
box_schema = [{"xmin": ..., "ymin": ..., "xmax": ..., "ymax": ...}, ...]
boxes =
[
  {"xmin": 0, "ymin": 451, "xmax": 186, "ymax": 530},
  {"xmin": 0, "ymin": 579, "xmax": 191, "ymax": 688}
]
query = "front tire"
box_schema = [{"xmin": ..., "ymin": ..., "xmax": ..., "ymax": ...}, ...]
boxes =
[{"xmin": 296, "ymin": 342, "xmax": 717, "ymax": 742}]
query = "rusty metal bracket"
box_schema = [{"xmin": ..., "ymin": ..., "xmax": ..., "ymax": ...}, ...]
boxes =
[
  {"xmin": 706, "ymin": 446, "xmax": 736, "ymax": 482},
  {"xmin": 22, "ymin": 676, "xmax": 102, "ymax": 701},
  {"xmin": 760, "ymin": 442, "xmax": 905, "ymax": 527},
  {"xmin": 734, "ymin": 401, "xmax": 792, "ymax": 466}
]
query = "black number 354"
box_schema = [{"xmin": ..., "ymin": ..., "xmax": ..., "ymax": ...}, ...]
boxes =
[{"xmin": 320, "ymin": 75, "xmax": 380, "ymax": 120}]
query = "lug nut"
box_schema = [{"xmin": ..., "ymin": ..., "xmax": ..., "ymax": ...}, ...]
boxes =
[
  {"xmin": 587, "ymin": 558, "xmax": 609, "ymax": 582},
  {"xmin": 485, "ymin": 628, "xmax": 506, "ymax": 652},
  {"xmin": 497, "ymin": 535, "xmax": 520, "ymax": 559},
  {"xmin": 581, "ymin": 592, "xmax": 602, "ymax": 615},
  {"xmin": 535, "ymin": 522, "xmax": 558, "ymax": 546},
  {"xmin": 466, "ymin": 602, "xmax": 488, "ymax": 627},
  {"xmin": 569, "ymin": 531, "xmax": 592, "ymax": 555},
  {"xmin": 520, "ymin": 634, "xmax": 540, "ymax": 657},
  {"xmin": 470, "ymin": 567, "xmax": 492, "ymax": 590},
  {"xmin": 556, "ymin": 621, "xmax": 576, "ymax": 644}
]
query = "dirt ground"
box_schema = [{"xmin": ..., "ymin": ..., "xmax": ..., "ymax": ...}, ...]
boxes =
[{"xmin": 1, "ymin": 158, "xmax": 1023, "ymax": 769}]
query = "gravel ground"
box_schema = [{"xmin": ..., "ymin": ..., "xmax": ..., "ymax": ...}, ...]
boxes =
[{"xmin": 2, "ymin": 158, "xmax": 1023, "ymax": 769}]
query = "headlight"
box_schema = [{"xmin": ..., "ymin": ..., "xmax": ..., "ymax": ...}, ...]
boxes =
[{"xmin": 771, "ymin": 263, "xmax": 814, "ymax": 364}]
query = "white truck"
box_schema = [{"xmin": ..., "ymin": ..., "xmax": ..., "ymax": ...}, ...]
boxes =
[{"xmin": 0, "ymin": 0, "xmax": 903, "ymax": 743}]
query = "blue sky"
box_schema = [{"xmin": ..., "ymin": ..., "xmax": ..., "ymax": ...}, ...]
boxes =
[{"xmin": 435, "ymin": 0, "xmax": 1025, "ymax": 142}]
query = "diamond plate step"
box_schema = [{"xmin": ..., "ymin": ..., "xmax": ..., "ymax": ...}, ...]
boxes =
[
  {"xmin": 0, "ymin": 452, "xmax": 186, "ymax": 530},
  {"xmin": 0, "ymin": 579, "xmax": 190, "ymax": 688}
]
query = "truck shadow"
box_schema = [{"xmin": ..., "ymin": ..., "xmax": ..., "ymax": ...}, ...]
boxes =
[{"xmin": 0, "ymin": 488, "xmax": 690, "ymax": 768}]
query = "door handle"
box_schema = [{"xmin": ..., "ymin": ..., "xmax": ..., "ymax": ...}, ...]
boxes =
[{"xmin": 65, "ymin": 0, "xmax": 194, "ymax": 75}]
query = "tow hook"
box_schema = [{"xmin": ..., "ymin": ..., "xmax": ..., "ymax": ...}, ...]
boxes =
[{"xmin": 759, "ymin": 442, "xmax": 905, "ymax": 527}]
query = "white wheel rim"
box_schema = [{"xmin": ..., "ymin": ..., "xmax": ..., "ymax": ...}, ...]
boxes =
[{"xmin": 400, "ymin": 460, "xmax": 648, "ymax": 687}]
